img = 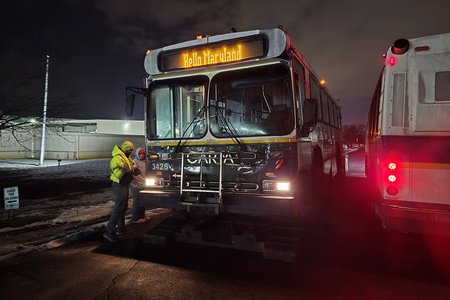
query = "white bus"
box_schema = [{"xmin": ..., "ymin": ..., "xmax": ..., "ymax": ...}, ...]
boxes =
[
  {"xmin": 125, "ymin": 27, "xmax": 345, "ymax": 259},
  {"xmin": 127, "ymin": 27, "xmax": 344, "ymax": 218},
  {"xmin": 366, "ymin": 33, "xmax": 450, "ymax": 235}
]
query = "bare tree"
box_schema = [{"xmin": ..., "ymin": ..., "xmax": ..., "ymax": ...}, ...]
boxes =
[
  {"xmin": 0, "ymin": 48, "xmax": 77, "ymax": 148},
  {"xmin": 343, "ymin": 124, "xmax": 366, "ymax": 146}
]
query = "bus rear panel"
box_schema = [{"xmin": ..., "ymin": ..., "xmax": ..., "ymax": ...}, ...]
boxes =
[{"xmin": 366, "ymin": 33, "xmax": 450, "ymax": 235}]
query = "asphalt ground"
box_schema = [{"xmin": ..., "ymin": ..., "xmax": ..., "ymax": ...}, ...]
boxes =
[{"xmin": 1, "ymin": 151, "xmax": 449, "ymax": 299}]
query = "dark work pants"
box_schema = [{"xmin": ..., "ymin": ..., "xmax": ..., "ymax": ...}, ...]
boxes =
[
  {"xmin": 131, "ymin": 184, "xmax": 145, "ymax": 221},
  {"xmin": 106, "ymin": 182, "xmax": 129, "ymax": 236}
]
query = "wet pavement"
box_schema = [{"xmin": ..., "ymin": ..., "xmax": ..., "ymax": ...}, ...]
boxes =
[{"xmin": 0, "ymin": 150, "xmax": 449, "ymax": 299}]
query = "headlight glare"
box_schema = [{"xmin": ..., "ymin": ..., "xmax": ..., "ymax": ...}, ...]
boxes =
[
  {"xmin": 276, "ymin": 181, "xmax": 290, "ymax": 191},
  {"xmin": 145, "ymin": 177, "xmax": 163, "ymax": 187},
  {"xmin": 262, "ymin": 180, "xmax": 290, "ymax": 192}
]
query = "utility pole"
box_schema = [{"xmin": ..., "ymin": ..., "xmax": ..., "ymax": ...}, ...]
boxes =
[{"xmin": 39, "ymin": 55, "xmax": 50, "ymax": 165}]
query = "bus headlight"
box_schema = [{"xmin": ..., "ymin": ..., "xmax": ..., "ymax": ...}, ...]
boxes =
[
  {"xmin": 262, "ymin": 180, "xmax": 290, "ymax": 192},
  {"xmin": 276, "ymin": 181, "xmax": 290, "ymax": 191},
  {"xmin": 145, "ymin": 177, "xmax": 164, "ymax": 188}
]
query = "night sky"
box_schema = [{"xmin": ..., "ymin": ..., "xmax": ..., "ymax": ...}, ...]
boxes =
[{"xmin": 2, "ymin": 0, "xmax": 449, "ymax": 125}]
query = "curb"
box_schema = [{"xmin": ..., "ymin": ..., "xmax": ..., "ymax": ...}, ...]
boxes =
[{"xmin": 0, "ymin": 221, "xmax": 108, "ymax": 262}]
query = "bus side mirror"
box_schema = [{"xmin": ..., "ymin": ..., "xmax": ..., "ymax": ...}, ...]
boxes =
[
  {"xmin": 126, "ymin": 94, "xmax": 135, "ymax": 117},
  {"xmin": 300, "ymin": 98, "xmax": 317, "ymax": 136}
]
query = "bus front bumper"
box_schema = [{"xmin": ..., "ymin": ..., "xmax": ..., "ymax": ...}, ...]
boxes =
[{"xmin": 139, "ymin": 190, "xmax": 297, "ymax": 217}]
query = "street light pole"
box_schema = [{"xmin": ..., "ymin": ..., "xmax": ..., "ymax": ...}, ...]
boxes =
[{"xmin": 39, "ymin": 55, "xmax": 50, "ymax": 165}]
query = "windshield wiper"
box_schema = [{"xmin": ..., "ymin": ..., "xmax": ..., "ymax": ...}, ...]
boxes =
[
  {"xmin": 174, "ymin": 106, "xmax": 206, "ymax": 153},
  {"xmin": 213, "ymin": 105, "xmax": 247, "ymax": 151}
]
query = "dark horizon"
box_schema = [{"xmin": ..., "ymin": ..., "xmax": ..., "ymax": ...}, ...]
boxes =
[{"xmin": 2, "ymin": 0, "xmax": 449, "ymax": 125}]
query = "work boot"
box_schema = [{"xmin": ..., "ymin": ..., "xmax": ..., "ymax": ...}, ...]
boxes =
[
  {"xmin": 130, "ymin": 218, "xmax": 146, "ymax": 224},
  {"xmin": 116, "ymin": 228, "xmax": 132, "ymax": 235},
  {"xmin": 103, "ymin": 232, "xmax": 118, "ymax": 242}
]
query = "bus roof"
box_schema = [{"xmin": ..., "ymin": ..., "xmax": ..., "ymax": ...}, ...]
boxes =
[
  {"xmin": 387, "ymin": 32, "xmax": 450, "ymax": 57},
  {"xmin": 144, "ymin": 28, "xmax": 288, "ymax": 75}
]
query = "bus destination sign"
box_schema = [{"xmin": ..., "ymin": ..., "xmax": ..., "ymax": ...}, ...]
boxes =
[{"xmin": 159, "ymin": 36, "xmax": 266, "ymax": 71}]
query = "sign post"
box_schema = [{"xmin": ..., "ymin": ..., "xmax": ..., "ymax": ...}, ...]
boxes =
[
  {"xmin": 4, "ymin": 186, "xmax": 19, "ymax": 222},
  {"xmin": 4, "ymin": 186, "xmax": 19, "ymax": 209}
]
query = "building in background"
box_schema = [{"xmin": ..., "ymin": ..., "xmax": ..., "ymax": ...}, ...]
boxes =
[{"xmin": 0, "ymin": 119, "xmax": 144, "ymax": 160}]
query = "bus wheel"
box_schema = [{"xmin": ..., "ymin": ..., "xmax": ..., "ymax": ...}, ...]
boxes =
[
  {"xmin": 335, "ymin": 143, "xmax": 346, "ymax": 179},
  {"xmin": 312, "ymin": 152, "xmax": 324, "ymax": 185},
  {"xmin": 311, "ymin": 152, "xmax": 325, "ymax": 209}
]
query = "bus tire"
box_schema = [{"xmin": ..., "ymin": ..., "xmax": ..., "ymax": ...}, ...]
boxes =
[
  {"xmin": 335, "ymin": 143, "xmax": 346, "ymax": 179},
  {"xmin": 312, "ymin": 150, "xmax": 324, "ymax": 185}
]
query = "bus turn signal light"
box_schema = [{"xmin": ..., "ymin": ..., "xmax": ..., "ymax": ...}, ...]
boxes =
[
  {"xmin": 275, "ymin": 158, "xmax": 285, "ymax": 170},
  {"xmin": 148, "ymin": 154, "xmax": 159, "ymax": 160}
]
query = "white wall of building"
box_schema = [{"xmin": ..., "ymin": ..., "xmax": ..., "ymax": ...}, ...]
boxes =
[
  {"xmin": 64, "ymin": 119, "xmax": 144, "ymax": 135},
  {"xmin": 0, "ymin": 119, "xmax": 145, "ymax": 160}
]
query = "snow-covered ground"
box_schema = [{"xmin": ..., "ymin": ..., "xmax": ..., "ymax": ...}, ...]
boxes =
[
  {"xmin": 0, "ymin": 158, "xmax": 104, "ymax": 169},
  {"xmin": 0, "ymin": 158, "xmax": 174, "ymax": 262},
  {"xmin": 0, "ymin": 158, "xmax": 114, "ymax": 260},
  {"xmin": 0, "ymin": 158, "xmax": 111, "ymax": 199}
]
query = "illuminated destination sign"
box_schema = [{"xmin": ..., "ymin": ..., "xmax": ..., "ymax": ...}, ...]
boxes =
[{"xmin": 159, "ymin": 36, "xmax": 266, "ymax": 71}]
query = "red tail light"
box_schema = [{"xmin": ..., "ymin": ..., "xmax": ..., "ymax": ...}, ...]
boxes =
[
  {"xmin": 386, "ymin": 186, "xmax": 398, "ymax": 196},
  {"xmin": 385, "ymin": 160, "xmax": 399, "ymax": 195},
  {"xmin": 388, "ymin": 174, "xmax": 397, "ymax": 183},
  {"xmin": 388, "ymin": 57, "xmax": 396, "ymax": 66}
]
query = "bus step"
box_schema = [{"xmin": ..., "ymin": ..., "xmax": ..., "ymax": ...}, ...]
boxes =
[
  {"xmin": 143, "ymin": 229, "xmax": 173, "ymax": 245},
  {"xmin": 142, "ymin": 217, "xmax": 185, "ymax": 245},
  {"xmin": 263, "ymin": 247, "xmax": 297, "ymax": 263},
  {"xmin": 265, "ymin": 239, "xmax": 298, "ymax": 251},
  {"xmin": 270, "ymin": 225, "xmax": 304, "ymax": 238}
]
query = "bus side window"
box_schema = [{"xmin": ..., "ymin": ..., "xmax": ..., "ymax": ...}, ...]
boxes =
[
  {"xmin": 320, "ymin": 90, "xmax": 329, "ymax": 124},
  {"xmin": 329, "ymin": 97, "xmax": 336, "ymax": 127},
  {"xmin": 301, "ymin": 98, "xmax": 317, "ymax": 136},
  {"xmin": 297, "ymin": 81, "xmax": 306, "ymax": 126},
  {"xmin": 310, "ymin": 77, "xmax": 321, "ymax": 120},
  {"xmin": 294, "ymin": 61, "xmax": 306, "ymax": 127},
  {"xmin": 436, "ymin": 71, "xmax": 450, "ymax": 101}
]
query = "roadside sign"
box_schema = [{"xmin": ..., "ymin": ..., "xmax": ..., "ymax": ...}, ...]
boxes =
[{"xmin": 4, "ymin": 186, "xmax": 19, "ymax": 210}]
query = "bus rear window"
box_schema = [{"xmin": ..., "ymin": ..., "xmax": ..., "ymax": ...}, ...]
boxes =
[{"xmin": 435, "ymin": 71, "xmax": 450, "ymax": 101}]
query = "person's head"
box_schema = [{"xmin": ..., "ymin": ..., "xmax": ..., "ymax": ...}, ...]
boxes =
[
  {"xmin": 135, "ymin": 147, "xmax": 146, "ymax": 161},
  {"xmin": 121, "ymin": 140, "xmax": 134, "ymax": 157}
]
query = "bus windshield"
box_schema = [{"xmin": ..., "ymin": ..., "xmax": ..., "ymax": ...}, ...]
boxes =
[
  {"xmin": 149, "ymin": 76, "xmax": 208, "ymax": 139},
  {"xmin": 148, "ymin": 65, "xmax": 294, "ymax": 140},
  {"xmin": 209, "ymin": 65, "xmax": 294, "ymax": 137}
]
